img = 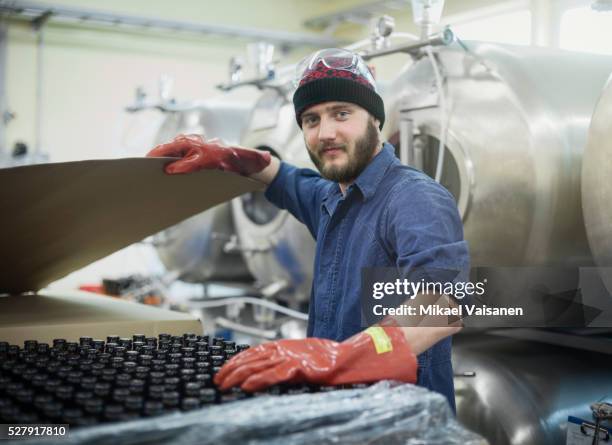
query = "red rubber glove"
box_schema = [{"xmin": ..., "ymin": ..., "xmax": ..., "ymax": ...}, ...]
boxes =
[
  {"xmin": 214, "ymin": 327, "xmax": 417, "ymax": 392},
  {"xmin": 146, "ymin": 134, "xmax": 271, "ymax": 176}
]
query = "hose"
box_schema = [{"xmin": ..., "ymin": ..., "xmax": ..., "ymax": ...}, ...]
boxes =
[{"xmin": 424, "ymin": 45, "xmax": 447, "ymax": 183}]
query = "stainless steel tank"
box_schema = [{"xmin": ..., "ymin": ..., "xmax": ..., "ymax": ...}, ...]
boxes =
[
  {"xmin": 384, "ymin": 42, "xmax": 612, "ymax": 267},
  {"xmin": 232, "ymin": 43, "xmax": 612, "ymax": 302},
  {"xmin": 453, "ymin": 331, "xmax": 612, "ymax": 445},
  {"xmin": 231, "ymin": 89, "xmax": 316, "ymax": 304},
  {"xmin": 152, "ymin": 101, "xmax": 254, "ymax": 283},
  {"xmin": 582, "ymin": 75, "xmax": 612, "ymax": 295}
]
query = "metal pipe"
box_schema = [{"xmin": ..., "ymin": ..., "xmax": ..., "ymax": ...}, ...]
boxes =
[
  {"xmin": 189, "ymin": 295, "xmax": 309, "ymax": 321},
  {"xmin": 0, "ymin": 20, "xmax": 7, "ymax": 157},
  {"xmin": 216, "ymin": 75, "xmax": 275, "ymax": 92},
  {"xmin": 425, "ymin": 45, "xmax": 447, "ymax": 183},
  {"xmin": 414, "ymin": 135, "xmax": 425, "ymax": 171},
  {"xmin": 213, "ymin": 316, "xmax": 278, "ymax": 340},
  {"xmin": 34, "ymin": 21, "xmax": 45, "ymax": 159},
  {"xmin": 360, "ymin": 28, "xmax": 454, "ymax": 60},
  {"xmin": 0, "ymin": 0, "xmax": 340, "ymax": 48},
  {"xmin": 398, "ymin": 115, "xmax": 413, "ymax": 166}
]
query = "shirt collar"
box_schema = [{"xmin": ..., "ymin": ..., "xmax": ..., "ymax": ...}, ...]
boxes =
[
  {"xmin": 321, "ymin": 142, "xmax": 397, "ymax": 212},
  {"xmin": 352, "ymin": 142, "xmax": 397, "ymax": 201}
]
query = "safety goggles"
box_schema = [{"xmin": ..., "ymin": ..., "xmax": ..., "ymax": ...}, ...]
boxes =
[{"xmin": 293, "ymin": 48, "xmax": 377, "ymax": 89}]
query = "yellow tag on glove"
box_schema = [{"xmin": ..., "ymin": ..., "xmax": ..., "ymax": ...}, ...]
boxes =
[{"xmin": 364, "ymin": 327, "xmax": 393, "ymax": 354}]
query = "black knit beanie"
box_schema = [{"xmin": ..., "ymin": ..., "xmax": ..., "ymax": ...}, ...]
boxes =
[{"xmin": 293, "ymin": 63, "xmax": 385, "ymax": 130}]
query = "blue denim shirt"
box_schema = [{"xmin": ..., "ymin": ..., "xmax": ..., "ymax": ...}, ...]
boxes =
[{"xmin": 265, "ymin": 143, "xmax": 470, "ymax": 410}]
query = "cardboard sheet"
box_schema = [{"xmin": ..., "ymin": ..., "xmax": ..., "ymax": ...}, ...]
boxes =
[
  {"xmin": 0, "ymin": 289, "xmax": 202, "ymax": 344},
  {"xmin": 0, "ymin": 158, "xmax": 264, "ymax": 294}
]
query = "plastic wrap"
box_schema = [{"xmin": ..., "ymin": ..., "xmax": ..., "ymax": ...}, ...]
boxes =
[{"xmin": 20, "ymin": 382, "xmax": 486, "ymax": 445}]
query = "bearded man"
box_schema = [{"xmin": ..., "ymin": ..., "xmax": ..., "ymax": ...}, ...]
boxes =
[{"xmin": 148, "ymin": 48, "xmax": 469, "ymax": 411}]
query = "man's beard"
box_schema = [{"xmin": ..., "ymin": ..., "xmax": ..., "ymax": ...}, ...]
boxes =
[{"xmin": 307, "ymin": 119, "xmax": 379, "ymax": 183}]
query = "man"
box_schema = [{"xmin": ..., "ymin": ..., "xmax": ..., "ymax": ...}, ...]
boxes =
[{"xmin": 148, "ymin": 48, "xmax": 469, "ymax": 410}]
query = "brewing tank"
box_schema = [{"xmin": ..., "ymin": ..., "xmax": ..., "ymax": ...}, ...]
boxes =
[
  {"xmin": 152, "ymin": 101, "xmax": 254, "ymax": 283},
  {"xmin": 453, "ymin": 331, "xmax": 612, "ymax": 445},
  {"xmin": 582, "ymin": 74, "xmax": 612, "ymax": 295},
  {"xmin": 231, "ymin": 90, "xmax": 316, "ymax": 304},
  {"xmin": 231, "ymin": 43, "xmax": 612, "ymax": 302},
  {"xmin": 384, "ymin": 42, "xmax": 612, "ymax": 267}
]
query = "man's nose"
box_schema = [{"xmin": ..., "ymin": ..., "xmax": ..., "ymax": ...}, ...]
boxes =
[{"xmin": 318, "ymin": 118, "xmax": 337, "ymax": 142}]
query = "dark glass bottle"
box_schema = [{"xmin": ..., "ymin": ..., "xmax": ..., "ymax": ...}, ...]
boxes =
[
  {"xmin": 148, "ymin": 372, "xmax": 165, "ymax": 386},
  {"xmin": 194, "ymin": 341, "xmax": 208, "ymax": 352},
  {"xmin": 101, "ymin": 368, "xmax": 117, "ymax": 383},
  {"xmin": 112, "ymin": 388, "xmax": 130, "ymax": 404},
  {"xmin": 148, "ymin": 385, "xmax": 164, "ymax": 401},
  {"xmin": 161, "ymin": 391, "xmax": 179, "ymax": 410},
  {"xmin": 103, "ymin": 404, "xmax": 125, "ymax": 422},
  {"xmin": 92, "ymin": 340, "xmax": 105, "ymax": 352},
  {"xmin": 53, "ymin": 339, "xmax": 67, "ymax": 350},
  {"xmin": 93, "ymin": 382, "xmax": 112, "ymax": 399},
  {"xmin": 124, "ymin": 395, "xmax": 143, "ymax": 412},
  {"xmin": 83, "ymin": 398, "xmax": 104, "ymax": 416},
  {"xmin": 62, "ymin": 407, "xmax": 85, "ymax": 424},
  {"xmin": 179, "ymin": 369, "xmax": 195, "ymax": 383},
  {"xmin": 164, "ymin": 363, "xmax": 179, "ymax": 377},
  {"xmin": 36, "ymin": 343, "xmax": 50, "ymax": 354},
  {"xmin": 194, "ymin": 373, "xmax": 212, "ymax": 388},
  {"xmin": 184, "ymin": 382, "xmax": 201, "ymax": 398},
  {"xmin": 80, "ymin": 375, "xmax": 97, "ymax": 390},
  {"xmin": 168, "ymin": 353, "xmax": 182, "ymax": 364},
  {"xmin": 198, "ymin": 388, "xmax": 217, "ymax": 404},
  {"xmin": 135, "ymin": 366, "xmax": 150, "ymax": 380},
  {"xmin": 118, "ymin": 338, "xmax": 132, "ymax": 349},
  {"xmin": 129, "ymin": 379, "xmax": 145, "ymax": 395},
  {"xmin": 181, "ymin": 397, "xmax": 201, "ymax": 411},
  {"xmin": 122, "ymin": 361, "xmax": 137, "ymax": 375},
  {"xmin": 97, "ymin": 352, "xmax": 112, "ymax": 364},
  {"xmin": 67, "ymin": 370, "xmax": 84, "ymax": 385},
  {"xmin": 113, "ymin": 346, "xmax": 126, "ymax": 358},
  {"xmin": 181, "ymin": 347, "xmax": 195, "ymax": 358},
  {"xmin": 163, "ymin": 377, "xmax": 180, "ymax": 391},
  {"xmin": 107, "ymin": 335, "xmax": 120, "ymax": 344},
  {"xmin": 181, "ymin": 357, "xmax": 196, "ymax": 369},
  {"xmin": 74, "ymin": 390, "xmax": 94, "ymax": 407},
  {"xmin": 125, "ymin": 351, "xmax": 139, "ymax": 363},
  {"xmin": 138, "ymin": 354, "xmax": 153, "ymax": 366},
  {"xmin": 115, "ymin": 373, "xmax": 131, "ymax": 388},
  {"xmin": 211, "ymin": 355, "xmax": 225, "ymax": 367},
  {"xmin": 209, "ymin": 346, "xmax": 223, "ymax": 357},
  {"xmin": 24, "ymin": 340, "xmax": 38, "ymax": 353},
  {"xmin": 132, "ymin": 334, "xmax": 146, "ymax": 343},
  {"xmin": 143, "ymin": 400, "xmax": 164, "ymax": 417},
  {"xmin": 31, "ymin": 373, "xmax": 47, "ymax": 389},
  {"xmin": 151, "ymin": 359, "xmax": 165, "ymax": 372}
]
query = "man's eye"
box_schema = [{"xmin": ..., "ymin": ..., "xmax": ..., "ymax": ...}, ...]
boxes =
[
  {"xmin": 336, "ymin": 111, "xmax": 350, "ymax": 119},
  {"xmin": 303, "ymin": 116, "xmax": 318, "ymax": 126}
]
